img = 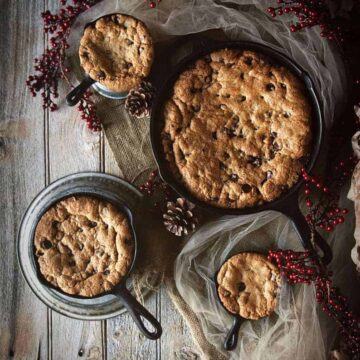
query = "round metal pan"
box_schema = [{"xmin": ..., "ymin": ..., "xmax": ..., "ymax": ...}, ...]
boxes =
[
  {"xmin": 150, "ymin": 40, "xmax": 332, "ymax": 264},
  {"xmin": 22, "ymin": 192, "xmax": 162, "ymax": 340}
]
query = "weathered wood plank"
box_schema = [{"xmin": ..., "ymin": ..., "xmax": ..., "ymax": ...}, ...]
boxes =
[
  {"xmin": 45, "ymin": 0, "xmax": 105, "ymax": 354},
  {"xmin": 0, "ymin": 1, "xmax": 49, "ymax": 359},
  {"xmin": 46, "ymin": 77, "xmax": 105, "ymax": 359},
  {"xmin": 103, "ymin": 136, "xmax": 159, "ymax": 360}
]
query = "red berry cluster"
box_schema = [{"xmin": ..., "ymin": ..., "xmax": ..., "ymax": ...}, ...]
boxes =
[
  {"xmin": 267, "ymin": 0, "xmax": 348, "ymax": 42},
  {"xmin": 301, "ymin": 156, "xmax": 357, "ymax": 233},
  {"xmin": 77, "ymin": 90, "xmax": 101, "ymax": 131},
  {"xmin": 26, "ymin": 0, "xmax": 103, "ymax": 131},
  {"xmin": 139, "ymin": 169, "xmax": 174, "ymax": 206},
  {"xmin": 268, "ymin": 249, "xmax": 360, "ymax": 356},
  {"xmin": 268, "ymin": 249, "xmax": 318, "ymax": 284}
]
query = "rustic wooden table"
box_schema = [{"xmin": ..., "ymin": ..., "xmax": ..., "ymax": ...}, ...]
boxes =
[{"xmin": 0, "ymin": 1, "xmax": 197, "ymax": 359}]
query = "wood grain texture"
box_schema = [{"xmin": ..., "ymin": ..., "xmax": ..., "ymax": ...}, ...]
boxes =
[
  {"xmin": 0, "ymin": 1, "xmax": 49, "ymax": 359},
  {"xmin": 0, "ymin": 0, "xmax": 195, "ymax": 359}
]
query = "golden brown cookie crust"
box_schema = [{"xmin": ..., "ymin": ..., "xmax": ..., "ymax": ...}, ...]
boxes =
[
  {"xmin": 79, "ymin": 14, "xmax": 154, "ymax": 92},
  {"xmin": 161, "ymin": 49, "xmax": 312, "ymax": 209},
  {"xmin": 34, "ymin": 196, "xmax": 134, "ymax": 297},
  {"xmin": 217, "ymin": 253, "xmax": 281, "ymax": 320}
]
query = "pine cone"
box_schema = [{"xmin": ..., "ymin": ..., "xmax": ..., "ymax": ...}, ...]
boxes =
[
  {"xmin": 125, "ymin": 81, "xmax": 155, "ymax": 118},
  {"xmin": 163, "ymin": 198, "xmax": 198, "ymax": 237}
]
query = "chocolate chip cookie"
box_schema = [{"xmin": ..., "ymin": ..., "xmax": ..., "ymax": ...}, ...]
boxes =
[
  {"xmin": 34, "ymin": 196, "xmax": 134, "ymax": 297},
  {"xmin": 79, "ymin": 14, "xmax": 154, "ymax": 92},
  {"xmin": 217, "ymin": 253, "xmax": 281, "ymax": 320},
  {"xmin": 161, "ymin": 48, "xmax": 312, "ymax": 209}
]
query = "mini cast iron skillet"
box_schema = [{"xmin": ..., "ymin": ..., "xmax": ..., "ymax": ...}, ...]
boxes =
[
  {"xmin": 33, "ymin": 195, "xmax": 162, "ymax": 340},
  {"xmin": 66, "ymin": 13, "xmax": 130, "ymax": 106},
  {"xmin": 150, "ymin": 40, "xmax": 332, "ymax": 265},
  {"xmin": 213, "ymin": 252, "xmax": 279, "ymax": 351}
]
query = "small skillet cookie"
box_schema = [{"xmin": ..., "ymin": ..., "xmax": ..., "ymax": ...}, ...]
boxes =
[
  {"xmin": 79, "ymin": 14, "xmax": 154, "ymax": 92},
  {"xmin": 34, "ymin": 196, "xmax": 134, "ymax": 297},
  {"xmin": 217, "ymin": 252, "xmax": 281, "ymax": 319}
]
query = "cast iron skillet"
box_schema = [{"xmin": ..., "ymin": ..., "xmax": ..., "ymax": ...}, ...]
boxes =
[
  {"xmin": 33, "ymin": 194, "xmax": 162, "ymax": 340},
  {"xmin": 214, "ymin": 252, "xmax": 277, "ymax": 351},
  {"xmin": 150, "ymin": 40, "xmax": 332, "ymax": 265}
]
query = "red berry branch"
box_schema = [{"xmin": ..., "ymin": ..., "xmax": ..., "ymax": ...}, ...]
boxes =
[
  {"xmin": 26, "ymin": 0, "xmax": 103, "ymax": 131},
  {"xmin": 267, "ymin": 0, "xmax": 350, "ymax": 43},
  {"xmin": 301, "ymin": 156, "xmax": 357, "ymax": 233},
  {"xmin": 268, "ymin": 249, "xmax": 360, "ymax": 356}
]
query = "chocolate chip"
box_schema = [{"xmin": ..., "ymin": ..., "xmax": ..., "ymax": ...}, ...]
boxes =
[
  {"xmin": 127, "ymin": 39, "xmax": 134, "ymax": 45},
  {"xmin": 41, "ymin": 239, "xmax": 52, "ymax": 249},
  {"xmin": 268, "ymin": 71, "xmax": 274, "ymax": 77},
  {"xmin": 284, "ymin": 112, "xmax": 290, "ymax": 118},
  {"xmin": 191, "ymin": 105, "xmax": 200, "ymax": 113},
  {"xmin": 273, "ymin": 142, "xmax": 280, "ymax": 152},
  {"xmin": 242, "ymin": 184, "xmax": 252, "ymax": 193},
  {"xmin": 212, "ymin": 132, "xmax": 217, "ymax": 140},
  {"xmin": 244, "ymin": 57, "xmax": 253, "ymax": 66},
  {"xmin": 270, "ymin": 132, "xmax": 277, "ymax": 139},
  {"xmin": 265, "ymin": 111, "xmax": 273, "ymax": 118},
  {"xmin": 219, "ymin": 162, "xmax": 227, "ymax": 170},
  {"xmin": 239, "ymin": 95, "xmax": 246, "ymax": 102},
  {"xmin": 125, "ymin": 62, "xmax": 132, "ymax": 69},
  {"xmin": 266, "ymin": 83, "xmax": 275, "ymax": 91},
  {"xmin": 223, "ymin": 152, "xmax": 230, "ymax": 160},
  {"xmin": 240, "ymin": 73, "xmax": 245, "ymax": 80},
  {"xmin": 68, "ymin": 259, "xmax": 76, "ymax": 267},
  {"xmin": 280, "ymin": 83, "xmax": 287, "ymax": 89},
  {"xmin": 237, "ymin": 282, "xmax": 246, "ymax": 292},
  {"xmin": 52, "ymin": 220, "xmax": 60, "ymax": 228},
  {"xmin": 95, "ymin": 248, "xmax": 105, "ymax": 256},
  {"xmin": 248, "ymin": 156, "xmax": 262, "ymax": 167},
  {"xmin": 223, "ymin": 290, "xmax": 230, "ymax": 297},
  {"xmin": 230, "ymin": 174, "xmax": 238, "ymax": 182},
  {"xmin": 96, "ymin": 70, "xmax": 106, "ymax": 80},
  {"xmin": 224, "ymin": 127, "xmax": 236, "ymax": 138}
]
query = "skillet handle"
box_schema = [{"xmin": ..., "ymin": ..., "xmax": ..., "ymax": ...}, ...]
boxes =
[
  {"xmin": 66, "ymin": 76, "xmax": 95, "ymax": 106},
  {"xmin": 114, "ymin": 286, "xmax": 162, "ymax": 340},
  {"xmin": 224, "ymin": 315, "xmax": 242, "ymax": 351},
  {"xmin": 286, "ymin": 203, "xmax": 332, "ymax": 265}
]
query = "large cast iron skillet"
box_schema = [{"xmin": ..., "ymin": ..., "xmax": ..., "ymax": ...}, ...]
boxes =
[
  {"xmin": 150, "ymin": 40, "xmax": 332, "ymax": 264},
  {"xmin": 33, "ymin": 194, "xmax": 162, "ymax": 340}
]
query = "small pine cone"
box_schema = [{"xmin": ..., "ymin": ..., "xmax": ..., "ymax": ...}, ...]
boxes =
[
  {"xmin": 125, "ymin": 81, "xmax": 155, "ymax": 118},
  {"xmin": 163, "ymin": 198, "xmax": 198, "ymax": 237}
]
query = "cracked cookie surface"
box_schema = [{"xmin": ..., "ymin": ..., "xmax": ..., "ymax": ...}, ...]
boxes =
[
  {"xmin": 34, "ymin": 196, "xmax": 134, "ymax": 297},
  {"xmin": 217, "ymin": 253, "xmax": 281, "ymax": 320},
  {"xmin": 79, "ymin": 13, "xmax": 154, "ymax": 92},
  {"xmin": 161, "ymin": 49, "xmax": 312, "ymax": 209}
]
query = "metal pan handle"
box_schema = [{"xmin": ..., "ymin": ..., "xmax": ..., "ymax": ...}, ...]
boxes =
[
  {"xmin": 66, "ymin": 76, "xmax": 95, "ymax": 107},
  {"xmin": 114, "ymin": 286, "xmax": 162, "ymax": 340},
  {"xmin": 224, "ymin": 315, "xmax": 242, "ymax": 351},
  {"xmin": 285, "ymin": 202, "xmax": 332, "ymax": 265}
]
